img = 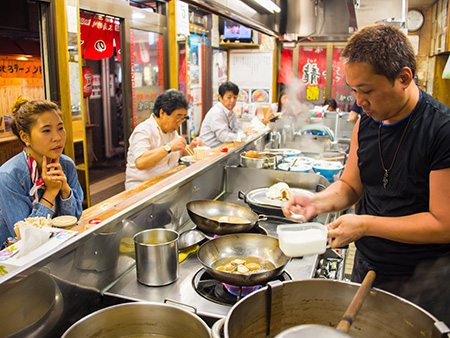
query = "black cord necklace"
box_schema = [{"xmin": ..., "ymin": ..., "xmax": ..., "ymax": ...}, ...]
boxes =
[{"xmin": 378, "ymin": 112, "xmax": 415, "ymax": 189}]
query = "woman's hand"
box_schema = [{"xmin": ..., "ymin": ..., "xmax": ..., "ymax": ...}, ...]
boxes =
[
  {"xmin": 42, "ymin": 156, "xmax": 71, "ymax": 198},
  {"xmin": 282, "ymin": 194, "xmax": 318, "ymax": 221},
  {"xmin": 327, "ymin": 214, "xmax": 368, "ymax": 248}
]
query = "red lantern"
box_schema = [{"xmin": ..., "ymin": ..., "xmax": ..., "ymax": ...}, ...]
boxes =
[{"xmin": 82, "ymin": 67, "xmax": 94, "ymax": 97}]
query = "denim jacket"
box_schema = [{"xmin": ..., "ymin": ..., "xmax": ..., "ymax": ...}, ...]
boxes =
[{"xmin": 0, "ymin": 153, "xmax": 83, "ymax": 247}]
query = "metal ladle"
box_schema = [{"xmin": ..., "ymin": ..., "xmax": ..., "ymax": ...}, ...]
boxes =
[{"xmin": 275, "ymin": 270, "xmax": 377, "ymax": 338}]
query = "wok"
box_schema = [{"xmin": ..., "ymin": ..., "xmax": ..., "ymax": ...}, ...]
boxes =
[
  {"xmin": 187, "ymin": 200, "xmax": 296, "ymax": 235},
  {"xmin": 197, "ymin": 233, "xmax": 291, "ymax": 286}
]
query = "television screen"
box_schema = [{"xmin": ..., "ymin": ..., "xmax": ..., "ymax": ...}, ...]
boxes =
[{"xmin": 223, "ymin": 20, "xmax": 252, "ymax": 41}]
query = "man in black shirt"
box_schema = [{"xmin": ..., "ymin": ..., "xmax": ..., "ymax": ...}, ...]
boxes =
[{"xmin": 283, "ymin": 24, "xmax": 450, "ymax": 323}]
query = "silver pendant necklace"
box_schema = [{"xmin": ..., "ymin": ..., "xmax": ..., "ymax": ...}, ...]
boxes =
[{"xmin": 378, "ymin": 113, "xmax": 414, "ymax": 189}]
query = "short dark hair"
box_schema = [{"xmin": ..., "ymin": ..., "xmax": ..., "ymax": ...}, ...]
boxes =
[
  {"xmin": 225, "ymin": 21, "xmax": 239, "ymax": 28},
  {"xmin": 11, "ymin": 97, "xmax": 61, "ymax": 145},
  {"xmin": 342, "ymin": 24, "xmax": 416, "ymax": 83},
  {"xmin": 323, "ymin": 98, "xmax": 337, "ymax": 110},
  {"xmin": 218, "ymin": 81, "xmax": 239, "ymax": 97},
  {"xmin": 153, "ymin": 89, "xmax": 189, "ymax": 117}
]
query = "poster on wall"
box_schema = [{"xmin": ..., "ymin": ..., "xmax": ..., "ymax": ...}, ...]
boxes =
[
  {"xmin": 212, "ymin": 49, "xmax": 227, "ymax": 103},
  {"xmin": 331, "ymin": 47, "xmax": 353, "ymax": 111},
  {"xmin": 91, "ymin": 74, "xmax": 102, "ymax": 99},
  {"xmin": 229, "ymin": 51, "xmax": 273, "ymax": 101},
  {"xmin": 298, "ymin": 47, "xmax": 327, "ymax": 104}
]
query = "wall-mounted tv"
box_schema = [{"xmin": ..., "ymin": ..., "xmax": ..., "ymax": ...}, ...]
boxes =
[{"xmin": 223, "ymin": 20, "xmax": 253, "ymax": 42}]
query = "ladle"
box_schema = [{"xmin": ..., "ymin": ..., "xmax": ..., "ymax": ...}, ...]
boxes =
[{"xmin": 275, "ymin": 270, "xmax": 377, "ymax": 337}]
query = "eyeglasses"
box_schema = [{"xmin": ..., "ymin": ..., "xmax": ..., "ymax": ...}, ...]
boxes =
[{"xmin": 175, "ymin": 115, "xmax": 188, "ymax": 122}]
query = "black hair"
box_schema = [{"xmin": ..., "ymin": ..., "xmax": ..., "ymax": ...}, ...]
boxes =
[
  {"xmin": 277, "ymin": 89, "xmax": 287, "ymax": 113},
  {"xmin": 323, "ymin": 98, "xmax": 337, "ymax": 111},
  {"xmin": 218, "ymin": 81, "xmax": 239, "ymax": 97},
  {"xmin": 342, "ymin": 24, "xmax": 416, "ymax": 83},
  {"xmin": 225, "ymin": 20, "xmax": 240, "ymax": 28},
  {"xmin": 153, "ymin": 89, "xmax": 189, "ymax": 117}
]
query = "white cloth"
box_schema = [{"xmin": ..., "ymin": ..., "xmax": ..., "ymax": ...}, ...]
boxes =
[
  {"xmin": 199, "ymin": 102, "xmax": 241, "ymax": 148},
  {"xmin": 125, "ymin": 115, "xmax": 181, "ymax": 190}
]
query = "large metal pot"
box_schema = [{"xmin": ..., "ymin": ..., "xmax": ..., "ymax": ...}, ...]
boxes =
[
  {"xmin": 0, "ymin": 271, "xmax": 63, "ymax": 338},
  {"xmin": 221, "ymin": 279, "xmax": 450, "ymax": 338},
  {"xmin": 197, "ymin": 233, "xmax": 291, "ymax": 286},
  {"xmin": 62, "ymin": 302, "xmax": 211, "ymax": 338}
]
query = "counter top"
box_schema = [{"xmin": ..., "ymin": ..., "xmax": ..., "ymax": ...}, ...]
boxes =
[{"xmin": 72, "ymin": 141, "xmax": 244, "ymax": 233}]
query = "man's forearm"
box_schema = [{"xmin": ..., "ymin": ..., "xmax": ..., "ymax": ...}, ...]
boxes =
[
  {"xmin": 135, "ymin": 147, "xmax": 167, "ymax": 170},
  {"xmin": 313, "ymin": 179, "xmax": 360, "ymax": 214}
]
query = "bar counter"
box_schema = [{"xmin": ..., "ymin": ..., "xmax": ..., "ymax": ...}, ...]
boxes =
[{"xmin": 0, "ymin": 132, "xmax": 268, "ymax": 285}]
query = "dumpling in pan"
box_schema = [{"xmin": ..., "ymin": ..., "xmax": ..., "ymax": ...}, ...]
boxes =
[{"xmin": 266, "ymin": 182, "xmax": 292, "ymax": 201}]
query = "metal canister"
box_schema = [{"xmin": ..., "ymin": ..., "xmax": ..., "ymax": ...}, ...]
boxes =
[{"xmin": 133, "ymin": 228, "xmax": 179, "ymax": 286}]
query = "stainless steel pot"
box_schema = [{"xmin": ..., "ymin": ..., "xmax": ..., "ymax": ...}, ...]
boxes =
[
  {"xmin": 197, "ymin": 233, "xmax": 291, "ymax": 286},
  {"xmin": 134, "ymin": 229, "xmax": 179, "ymax": 286},
  {"xmin": 240, "ymin": 152, "xmax": 280, "ymax": 169},
  {"xmin": 221, "ymin": 279, "xmax": 450, "ymax": 338},
  {"xmin": 0, "ymin": 271, "xmax": 63, "ymax": 338},
  {"xmin": 62, "ymin": 302, "xmax": 211, "ymax": 338}
]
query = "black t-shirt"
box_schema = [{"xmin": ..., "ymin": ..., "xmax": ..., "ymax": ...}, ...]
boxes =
[{"xmin": 356, "ymin": 91, "xmax": 450, "ymax": 276}]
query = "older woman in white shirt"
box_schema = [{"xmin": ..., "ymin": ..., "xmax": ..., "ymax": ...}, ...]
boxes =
[{"xmin": 125, "ymin": 90, "xmax": 202, "ymax": 190}]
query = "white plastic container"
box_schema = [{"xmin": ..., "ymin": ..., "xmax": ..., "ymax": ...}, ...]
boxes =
[{"xmin": 277, "ymin": 223, "xmax": 327, "ymax": 257}]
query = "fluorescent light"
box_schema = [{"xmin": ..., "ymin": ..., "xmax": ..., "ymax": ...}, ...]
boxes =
[
  {"xmin": 227, "ymin": 0, "xmax": 258, "ymax": 16},
  {"xmin": 252, "ymin": 0, "xmax": 281, "ymax": 13},
  {"xmin": 132, "ymin": 12, "xmax": 145, "ymax": 20}
]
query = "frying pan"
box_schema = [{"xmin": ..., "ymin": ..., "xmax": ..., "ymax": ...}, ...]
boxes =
[
  {"xmin": 197, "ymin": 233, "xmax": 291, "ymax": 286},
  {"xmin": 186, "ymin": 200, "xmax": 297, "ymax": 235}
]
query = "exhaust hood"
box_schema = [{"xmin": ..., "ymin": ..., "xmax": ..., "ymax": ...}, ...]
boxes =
[{"xmin": 280, "ymin": 0, "xmax": 357, "ymax": 41}]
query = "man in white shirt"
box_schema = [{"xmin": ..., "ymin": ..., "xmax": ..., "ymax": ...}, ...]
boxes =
[
  {"xmin": 125, "ymin": 90, "xmax": 202, "ymax": 189},
  {"xmin": 199, "ymin": 81, "xmax": 242, "ymax": 148}
]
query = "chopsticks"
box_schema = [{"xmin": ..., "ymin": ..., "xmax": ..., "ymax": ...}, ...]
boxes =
[{"xmin": 185, "ymin": 147, "xmax": 195, "ymax": 156}]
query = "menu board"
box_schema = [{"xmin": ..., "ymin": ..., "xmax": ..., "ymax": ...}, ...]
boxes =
[{"xmin": 229, "ymin": 51, "xmax": 273, "ymax": 103}]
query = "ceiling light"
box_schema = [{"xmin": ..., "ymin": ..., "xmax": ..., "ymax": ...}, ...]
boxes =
[
  {"xmin": 132, "ymin": 12, "xmax": 146, "ymax": 20},
  {"xmin": 252, "ymin": 0, "xmax": 281, "ymax": 13}
]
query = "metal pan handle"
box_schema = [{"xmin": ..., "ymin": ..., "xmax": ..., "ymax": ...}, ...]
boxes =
[
  {"xmin": 238, "ymin": 190, "xmax": 248, "ymax": 203},
  {"xmin": 257, "ymin": 214, "xmax": 299, "ymax": 224},
  {"xmin": 164, "ymin": 298, "xmax": 198, "ymax": 314}
]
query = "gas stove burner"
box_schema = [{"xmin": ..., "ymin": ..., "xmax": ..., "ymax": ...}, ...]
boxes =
[
  {"xmin": 223, "ymin": 283, "xmax": 262, "ymax": 297},
  {"xmin": 193, "ymin": 268, "xmax": 292, "ymax": 306},
  {"xmin": 202, "ymin": 225, "xmax": 268, "ymax": 240}
]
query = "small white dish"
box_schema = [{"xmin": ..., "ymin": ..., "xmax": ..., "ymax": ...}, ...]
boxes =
[{"xmin": 51, "ymin": 216, "xmax": 78, "ymax": 228}]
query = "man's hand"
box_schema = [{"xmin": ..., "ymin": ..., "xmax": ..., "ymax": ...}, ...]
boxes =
[
  {"xmin": 327, "ymin": 214, "xmax": 368, "ymax": 248},
  {"xmin": 282, "ymin": 194, "xmax": 318, "ymax": 221},
  {"xmin": 168, "ymin": 137, "xmax": 187, "ymax": 153}
]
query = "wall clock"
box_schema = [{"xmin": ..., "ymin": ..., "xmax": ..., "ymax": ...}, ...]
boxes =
[{"xmin": 407, "ymin": 9, "xmax": 424, "ymax": 32}]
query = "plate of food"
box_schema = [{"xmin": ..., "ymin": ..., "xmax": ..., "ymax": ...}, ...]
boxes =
[
  {"xmin": 245, "ymin": 183, "xmax": 314, "ymax": 208},
  {"xmin": 251, "ymin": 89, "xmax": 269, "ymax": 103}
]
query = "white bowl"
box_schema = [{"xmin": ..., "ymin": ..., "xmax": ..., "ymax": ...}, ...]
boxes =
[
  {"xmin": 277, "ymin": 223, "xmax": 327, "ymax": 257},
  {"xmin": 51, "ymin": 215, "xmax": 78, "ymax": 228},
  {"xmin": 277, "ymin": 162, "xmax": 312, "ymax": 173},
  {"xmin": 180, "ymin": 156, "xmax": 197, "ymax": 167}
]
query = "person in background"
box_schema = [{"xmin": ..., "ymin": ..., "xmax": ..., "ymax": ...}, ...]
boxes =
[
  {"xmin": 125, "ymin": 90, "xmax": 203, "ymax": 190},
  {"xmin": 348, "ymin": 101, "xmax": 363, "ymax": 124},
  {"xmin": 283, "ymin": 24, "xmax": 450, "ymax": 322},
  {"xmin": 276, "ymin": 90, "xmax": 288, "ymax": 113},
  {"xmin": 0, "ymin": 98, "xmax": 83, "ymax": 248},
  {"xmin": 199, "ymin": 81, "xmax": 243, "ymax": 148},
  {"xmin": 323, "ymin": 98, "xmax": 338, "ymax": 112}
]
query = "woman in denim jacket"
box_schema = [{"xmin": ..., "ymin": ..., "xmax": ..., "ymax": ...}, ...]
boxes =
[{"xmin": 0, "ymin": 98, "xmax": 83, "ymax": 248}]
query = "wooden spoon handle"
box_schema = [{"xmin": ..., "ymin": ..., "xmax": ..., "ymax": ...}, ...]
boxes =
[{"xmin": 336, "ymin": 270, "xmax": 376, "ymax": 333}]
